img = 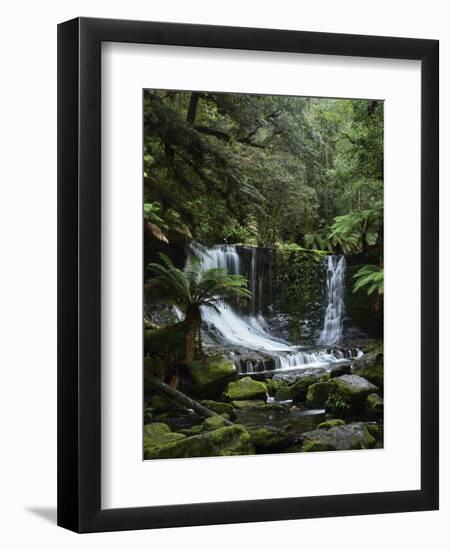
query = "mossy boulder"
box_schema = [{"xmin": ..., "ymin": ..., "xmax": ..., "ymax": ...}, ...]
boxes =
[
  {"xmin": 288, "ymin": 375, "xmax": 322, "ymax": 403},
  {"xmin": 300, "ymin": 422, "xmax": 376, "ymax": 452},
  {"xmin": 202, "ymin": 415, "xmax": 229, "ymax": 431},
  {"xmin": 305, "ymin": 382, "xmax": 334, "ymax": 408},
  {"xmin": 329, "ymin": 363, "xmax": 351, "ymax": 378},
  {"xmin": 224, "ymin": 377, "xmax": 267, "ymax": 402},
  {"xmin": 325, "ymin": 374, "xmax": 379, "ymax": 416},
  {"xmin": 143, "ymin": 423, "xmax": 186, "ymax": 458},
  {"xmin": 366, "ymin": 423, "xmax": 384, "ymax": 445},
  {"xmin": 365, "ymin": 393, "xmax": 384, "ymax": 419},
  {"xmin": 147, "ymin": 394, "xmax": 175, "ymax": 413},
  {"xmin": 249, "ymin": 427, "xmax": 296, "ymax": 453},
  {"xmin": 264, "ymin": 378, "xmax": 288, "ymax": 397},
  {"xmin": 145, "ymin": 424, "xmax": 254, "ymax": 459},
  {"xmin": 189, "ymin": 355, "xmax": 237, "ymax": 399},
  {"xmin": 353, "ymin": 360, "xmax": 384, "ymax": 391},
  {"xmin": 200, "ymin": 399, "xmax": 237, "ymax": 420},
  {"xmin": 317, "ymin": 419, "xmax": 346, "ymax": 430},
  {"xmin": 144, "ymin": 321, "xmax": 187, "ymax": 360}
]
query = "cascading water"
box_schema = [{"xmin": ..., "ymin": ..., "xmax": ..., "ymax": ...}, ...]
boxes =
[
  {"xmin": 317, "ymin": 255, "xmax": 347, "ymax": 345},
  {"xmin": 189, "ymin": 244, "xmax": 357, "ymax": 374}
]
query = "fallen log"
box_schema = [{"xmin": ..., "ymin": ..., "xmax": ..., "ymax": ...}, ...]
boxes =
[{"xmin": 147, "ymin": 374, "xmax": 234, "ymax": 426}]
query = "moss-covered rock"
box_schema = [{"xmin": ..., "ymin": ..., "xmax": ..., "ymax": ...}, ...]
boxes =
[
  {"xmin": 325, "ymin": 374, "xmax": 379, "ymax": 416},
  {"xmin": 300, "ymin": 422, "xmax": 376, "ymax": 452},
  {"xmin": 143, "ymin": 422, "xmax": 186, "ymax": 458},
  {"xmin": 317, "ymin": 419, "xmax": 346, "ymax": 430},
  {"xmin": 305, "ymin": 381, "xmax": 334, "ymax": 408},
  {"xmin": 144, "ymin": 321, "xmax": 187, "ymax": 360},
  {"xmin": 329, "ymin": 363, "xmax": 351, "ymax": 378},
  {"xmin": 147, "ymin": 394, "xmax": 175, "ymax": 413},
  {"xmin": 144, "ymin": 424, "xmax": 254, "ymax": 459},
  {"xmin": 231, "ymin": 400, "xmax": 267, "ymax": 410},
  {"xmin": 289, "ymin": 375, "xmax": 322, "ymax": 402},
  {"xmin": 189, "ymin": 355, "xmax": 237, "ymax": 399},
  {"xmin": 353, "ymin": 359, "xmax": 384, "ymax": 391},
  {"xmin": 249, "ymin": 427, "xmax": 295, "ymax": 453},
  {"xmin": 366, "ymin": 423, "xmax": 384, "ymax": 445},
  {"xmin": 179, "ymin": 425, "xmax": 203, "ymax": 437},
  {"xmin": 200, "ymin": 399, "xmax": 237, "ymax": 420},
  {"xmin": 224, "ymin": 377, "xmax": 267, "ymax": 402},
  {"xmin": 264, "ymin": 378, "xmax": 288, "ymax": 397},
  {"xmin": 365, "ymin": 393, "xmax": 384, "ymax": 419},
  {"xmin": 202, "ymin": 415, "xmax": 229, "ymax": 431}
]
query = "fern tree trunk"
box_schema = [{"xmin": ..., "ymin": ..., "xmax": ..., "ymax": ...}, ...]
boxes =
[{"xmin": 185, "ymin": 306, "xmax": 202, "ymax": 364}]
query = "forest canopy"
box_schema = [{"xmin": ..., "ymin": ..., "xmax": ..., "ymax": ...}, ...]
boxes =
[{"xmin": 143, "ymin": 90, "xmax": 383, "ymax": 258}]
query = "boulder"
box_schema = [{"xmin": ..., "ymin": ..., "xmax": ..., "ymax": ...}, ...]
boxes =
[
  {"xmin": 288, "ymin": 375, "xmax": 322, "ymax": 402},
  {"xmin": 325, "ymin": 374, "xmax": 379, "ymax": 416},
  {"xmin": 329, "ymin": 363, "xmax": 351, "ymax": 378},
  {"xmin": 352, "ymin": 347, "xmax": 384, "ymax": 390},
  {"xmin": 231, "ymin": 400, "xmax": 267, "ymax": 410},
  {"xmin": 202, "ymin": 415, "xmax": 229, "ymax": 431},
  {"xmin": 189, "ymin": 355, "xmax": 238, "ymax": 399},
  {"xmin": 305, "ymin": 382, "xmax": 334, "ymax": 408},
  {"xmin": 264, "ymin": 378, "xmax": 288, "ymax": 397},
  {"xmin": 200, "ymin": 399, "xmax": 237, "ymax": 420},
  {"xmin": 317, "ymin": 419, "xmax": 346, "ymax": 429},
  {"xmin": 143, "ymin": 422, "xmax": 186, "ymax": 458},
  {"xmin": 224, "ymin": 376, "xmax": 267, "ymax": 402},
  {"xmin": 365, "ymin": 423, "xmax": 384, "ymax": 445},
  {"xmin": 249, "ymin": 427, "xmax": 296, "ymax": 454},
  {"xmin": 300, "ymin": 422, "xmax": 376, "ymax": 452},
  {"xmin": 144, "ymin": 424, "xmax": 254, "ymax": 459},
  {"xmin": 365, "ymin": 393, "xmax": 384, "ymax": 419}
]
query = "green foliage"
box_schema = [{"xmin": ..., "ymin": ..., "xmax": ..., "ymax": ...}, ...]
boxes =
[
  {"xmin": 147, "ymin": 253, "xmax": 252, "ymax": 361},
  {"xmin": 353, "ymin": 264, "xmax": 384, "ymax": 295},
  {"xmin": 325, "ymin": 391, "xmax": 351, "ymax": 417},
  {"xmin": 143, "ymin": 91, "xmax": 383, "ymax": 249},
  {"xmin": 328, "ymin": 208, "xmax": 382, "ymax": 254}
]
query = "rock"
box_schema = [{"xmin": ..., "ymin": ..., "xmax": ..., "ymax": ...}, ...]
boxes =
[
  {"xmin": 143, "ymin": 422, "xmax": 186, "ymax": 458},
  {"xmin": 274, "ymin": 386, "xmax": 294, "ymax": 401},
  {"xmin": 325, "ymin": 374, "xmax": 379, "ymax": 416},
  {"xmin": 353, "ymin": 360, "xmax": 384, "ymax": 391},
  {"xmin": 300, "ymin": 422, "xmax": 376, "ymax": 452},
  {"xmin": 365, "ymin": 393, "xmax": 384, "ymax": 419},
  {"xmin": 224, "ymin": 376, "xmax": 267, "ymax": 401},
  {"xmin": 317, "ymin": 419, "xmax": 346, "ymax": 429},
  {"xmin": 202, "ymin": 415, "xmax": 229, "ymax": 431},
  {"xmin": 329, "ymin": 363, "xmax": 351, "ymax": 378},
  {"xmin": 366, "ymin": 423, "xmax": 384, "ymax": 445},
  {"xmin": 189, "ymin": 355, "xmax": 237, "ymax": 399},
  {"xmin": 200, "ymin": 399, "xmax": 237, "ymax": 420},
  {"xmin": 289, "ymin": 375, "xmax": 322, "ymax": 402},
  {"xmin": 249, "ymin": 427, "xmax": 296, "ymax": 453},
  {"xmin": 144, "ymin": 425, "xmax": 254, "ymax": 459},
  {"xmin": 231, "ymin": 400, "xmax": 267, "ymax": 410},
  {"xmin": 179, "ymin": 424, "xmax": 203, "ymax": 437},
  {"xmin": 265, "ymin": 378, "xmax": 289, "ymax": 397},
  {"xmin": 305, "ymin": 382, "xmax": 334, "ymax": 408}
]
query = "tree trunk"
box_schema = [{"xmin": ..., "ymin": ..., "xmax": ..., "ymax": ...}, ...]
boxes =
[
  {"xmin": 146, "ymin": 374, "xmax": 234, "ymax": 425},
  {"xmin": 187, "ymin": 92, "xmax": 200, "ymax": 125}
]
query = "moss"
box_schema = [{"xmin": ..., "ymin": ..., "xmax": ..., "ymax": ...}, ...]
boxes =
[
  {"xmin": 224, "ymin": 377, "xmax": 267, "ymax": 402},
  {"xmin": 202, "ymin": 415, "xmax": 228, "ymax": 431},
  {"xmin": 179, "ymin": 425, "xmax": 203, "ymax": 437},
  {"xmin": 147, "ymin": 394, "xmax": 174, "ymax": 413},
  {"xmin": 317, "ymin": 419, "xmax": 346, "ymax": 429},
  {"xmin": 289, "ymin": 375, "xmax": 322, "ymax": 402},
  {"xmin": 274, "ymin": 386, "xmax": 293, "ymax": 401},
  {"xmin": 302, "ymin": 440, "xmax": 335, "ymax": 452},
  {"xmin": 231, "ymin": 400, "xmax": 267, "ymax": 409},
  {"xmin": 189, "ymin": 355, "xmax": 237, "ymax": 399},
  {"xmin": 249, "ymin": 428, "xmax": 294, "ymax": 453},
  {"xmin": 305, "ymin": 382, "xmax": 334, "ymax": 408},
  {"xmin": 144, "ymin": 321, "xmax": 187, "ymax": 360},
  {"xmin": 365, "ymin": 393, "xmax": 384, "ymax": 419},
  {"xmin": 200, "ymin": 400, "xmax": 237, "ymax": 420},
  {"xmin": 145, "ymin": 425, "xmax": 254, "ymax": 459},
  {"xmin": 264, "ymin": 378, "xmax": 288, "ymax": 397},
  {"xmin": 143, "ymin": 422, "xmax": 186, "ymax": 458},
  {"xmin": 355, "ymin": 362, "xmax": 384, "ymax": 391},
  {"xmin": 366, "ymin": 423, "xmax": 384, "ymax": 443}
]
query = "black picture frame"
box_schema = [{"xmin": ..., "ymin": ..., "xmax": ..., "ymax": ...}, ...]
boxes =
[{"xmin": 57, "ymin": 17, "xmax": 439, "ymax": 533}]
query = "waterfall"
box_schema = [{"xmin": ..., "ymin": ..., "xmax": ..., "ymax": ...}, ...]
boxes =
[
  {"xmin": 317, "ymin": 255, "xmax": 347, "ymax": 345},
  {"xmin": 188, "ymin": 244, "xmax": 357, "ymax": 374}
]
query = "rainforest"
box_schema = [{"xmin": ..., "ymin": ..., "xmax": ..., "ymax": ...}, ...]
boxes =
[{"xmin": 143, "ymin": 90, "xmax": 384, "ymax": 459}]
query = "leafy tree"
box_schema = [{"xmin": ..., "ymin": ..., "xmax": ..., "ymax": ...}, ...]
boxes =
[{"xmin": 147, "ymin": 254, "xmax": 252, "ymax": 363}]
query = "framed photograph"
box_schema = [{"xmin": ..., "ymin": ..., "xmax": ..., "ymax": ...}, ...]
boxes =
[{"xmin": 57, "ymin": 17, "xmax": 439, "ymax": 532}]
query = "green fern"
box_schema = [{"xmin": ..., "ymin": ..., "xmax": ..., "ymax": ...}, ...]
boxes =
[{"xmin": 353, "ymin": 264, "xmax": 384, "ymax": 295}]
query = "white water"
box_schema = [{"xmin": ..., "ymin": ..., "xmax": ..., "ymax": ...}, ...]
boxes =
[
  {"xmin": 189, "ymin": 244, "xmax": 355, "ymax": 372},
  {"xmin": 317, "ymin": 255, "xmax": 347, "ymax": 346}
]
